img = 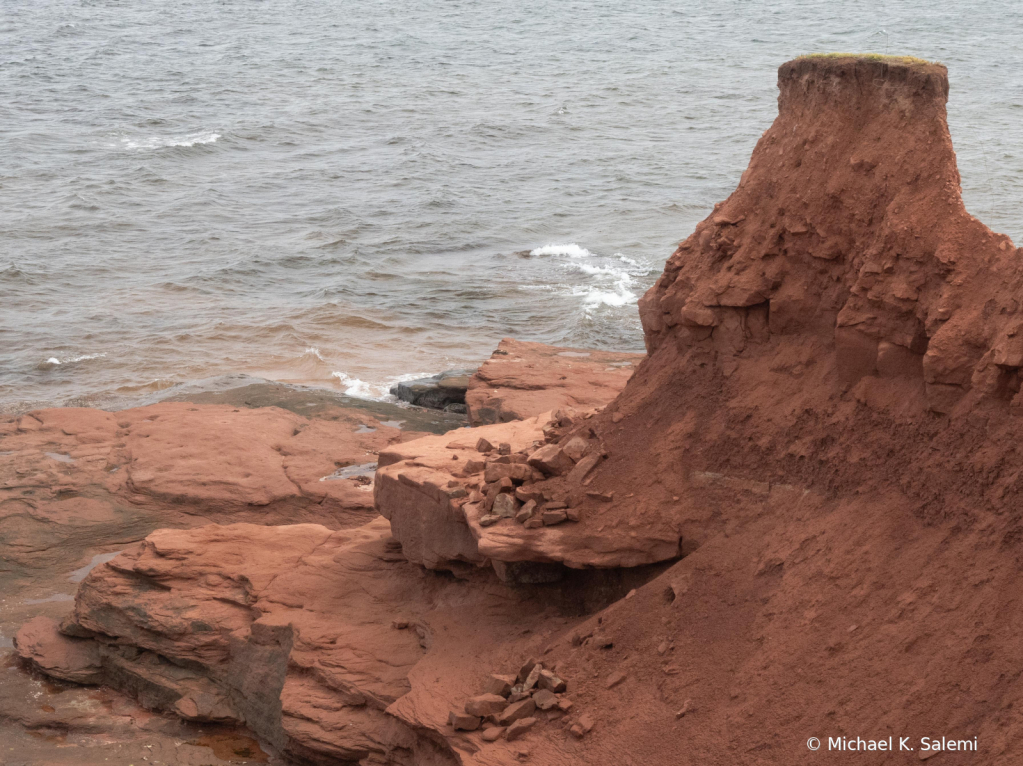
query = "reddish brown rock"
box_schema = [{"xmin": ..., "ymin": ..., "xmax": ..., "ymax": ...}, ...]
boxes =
[
  {"xmin": 466, "ymin": 338, "xmax": 643, "ymax": 426},
  {"xmin": 15, "ymin": 518, "xmax": 590, "ymax": 765},
  {"xmin": 374, "ymin": 416, "xmax": 549, "ymax": 571},
  {"xmin": 497, "ymin": 697, "xmax": 536, "ymax": 726},
  {"xmin": 505, "ymin": 716, "xmax": 536, "ymax": 741},
  {"xmin": 531, "ymin": 689, "xmax": 558, "ymax": 710},
  {"xmin": 484, "ymin": 673, "xmax": 516, "ymax": 697},
  {"xmin": 526, "ymin": 443, "xmax": 576, "ymax": 477},
  {"xmin": 515, "ymin": 499, "xmax": 537, "ymax": 523},
  {"xmin": 537, "ymin": 669, "xmax": 567, "ymax": 693},
  {"xmin": 0, "ymin": 403, "xmax": 407, "ymax": 542},
  {"xmin": 449, "ymin": 711, "xmax": 482, "ymax": 731},
  {"xmin": 541, "ymin": 509, "xmax": 568, "ymax": 526},
  {"xmin": 13, "ymin": 616, "xmax": 102, "ymax": 685},
  {"xmin": 465, "ymin": 694, "xmax": 508, "ymax": 718},
  {"xmin": 376, "ymin": 416, "xmax": 680, "ymax": 570}
]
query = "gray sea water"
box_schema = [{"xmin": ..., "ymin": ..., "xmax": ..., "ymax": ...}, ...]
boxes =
[{"xmin": 3, "ymin": 0, "xmax": 1022, "ymax": 411}]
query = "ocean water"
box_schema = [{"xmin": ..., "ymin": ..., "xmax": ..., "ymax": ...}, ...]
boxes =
[{"xmin": 3, "ymin": 0, "xmax": 1022, "ymax": 412}]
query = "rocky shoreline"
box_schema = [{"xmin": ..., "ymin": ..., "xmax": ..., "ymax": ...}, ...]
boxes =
[
  {"xmin": 0, "ymin": 336, "xmax": 645, "ymax": 765},
  {"xmin": 9, "ymin": 54, "xmax": 1023, "ymax": 766}
]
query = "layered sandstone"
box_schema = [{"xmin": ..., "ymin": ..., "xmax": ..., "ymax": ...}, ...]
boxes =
[
  {"xmin": 0, "ymin": 401, "xmax": 407, "ymax": 571},
  {"xmin": 15, "ymin": 518, "xmax": 653, "ymax": 766}
]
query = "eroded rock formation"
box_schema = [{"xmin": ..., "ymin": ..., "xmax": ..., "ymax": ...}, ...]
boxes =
[{"xmin": 17, "ymin": 55, "xmax": 1023, "ymax": 765}]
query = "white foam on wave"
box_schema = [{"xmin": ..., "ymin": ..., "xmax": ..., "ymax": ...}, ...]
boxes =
[
  {"xmin": 331, "ymin": 371, "xmax": 381, "ymax": 399},
  {"xmin": 572, "ymin": 262, "xmax": 624, "ymax": 278},
  {"xmin": 614, "ymin": 252, "xmax": 644, "ymax": 268},
  {"xmin": 41, "ymin": 353, "xmax": 106, "ymax": 367},
  {"xmin": 573, "ymin": 285, "xmax": 638, "ymax": 308},
  {"xmin": 331, "ymin": 370, "xmax": 435, "ymax": 401},
  {"xmin": 518, "ymin": 241, "xmax": 649, "ymax": 313},
  {"xmin": 119, "ymin": 132, "xmax": 221, "ymax": 151},
  {"xmin": 530, "ymin": 243, "xmax": 594, "ymax": 258},
  {"xmin": 304, "ymin": 346, "xmax": 326, "ymax": 362}
]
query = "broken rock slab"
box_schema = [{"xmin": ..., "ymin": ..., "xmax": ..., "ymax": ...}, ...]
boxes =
[
  {"xmin": 466, "ymin": 338, "xmax": 644, "ymax": 426},
  {"xmin": 375, "ymin": 416, "xmax": 682, "ymax": 571}
]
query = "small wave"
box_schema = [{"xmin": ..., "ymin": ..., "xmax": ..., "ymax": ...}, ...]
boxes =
[
  {"xmin": 119, "ymin": 132, "xmax": 221, "ymax": 151},
  {"xmin": 614, "ymin": 252, "xmax": 645, "ymax": 269},
  {"xmin": 572, "ymin": 262, "xmax": 629, "ymax": 278},
  {"xmin": 574, "ymin": 286, "xmax": 638, "ymax": 308},
  {"xmin": 304, "ymin": 346, "xmax": 326, "ymax": 362},
  {"xmin": 39, "ymin": 353, "xmax": 106, "ymax": 368},
  {"xmin": 530, "ymin": 243, "xmax": 594, "ymax": 258},
  {"xmin": 331, "ymin": 371, "xmax": 385, "ymax": 399},
  {"xmin": 331, "ymin": 370, "xmax": 436, "ymax": 401}
]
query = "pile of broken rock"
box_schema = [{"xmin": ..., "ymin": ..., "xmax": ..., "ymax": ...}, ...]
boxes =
[
  {"xmin": 469, "ymin": 415, "xmax": 596, "ymax": 529},
  {"xmin": 450, "ymin": 659, "xmax": 575, "ymax": 744}
]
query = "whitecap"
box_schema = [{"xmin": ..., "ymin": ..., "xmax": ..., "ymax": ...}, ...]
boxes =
[
  {"xmin": 304, "ymin": 346, "xmax": 326, "ymax": 362},
  {"xmin": 573, "ymin": 285, "xmax": 638, "ymax": 308},
  {"xmin": 40, "ymin": 352, "xmax": 105, "ymax": 368},
  {"xmin": 529, "ymin": 243, "xmax": 594, "ymax": 258},
  {"xmin": 614, "ymin": 252, "xmax": 645, "ymax": 269},
  {"xmin": 331, "ymin": 370, "xmax": 438, "ymax": 401},
  {"xmin": 331, "ymin": 371, "xmax": 381, "ymax": 399},
  {"xmin": 571, "ymin": 262, "xmax": 632, "ymax": 279},
  {"xmin": 119, "ymin": 132, "xmax": 221, "ymax": 151}
]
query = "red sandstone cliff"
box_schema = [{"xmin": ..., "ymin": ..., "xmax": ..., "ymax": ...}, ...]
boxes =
[{"xmin": 17, "ymin": 55, "xmax": 1023, "ymax": 765}]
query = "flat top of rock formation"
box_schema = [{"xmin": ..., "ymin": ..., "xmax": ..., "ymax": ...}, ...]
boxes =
[{"xmin": 467, "ymin": 338, "xmax": 643, "ymax": 425}]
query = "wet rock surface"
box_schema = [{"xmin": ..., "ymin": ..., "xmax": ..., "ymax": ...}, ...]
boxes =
[{"xmin": 390, "ymin": 370, "xmax": 476, "ymax": 413}]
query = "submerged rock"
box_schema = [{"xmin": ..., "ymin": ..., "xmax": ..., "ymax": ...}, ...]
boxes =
[{"xmin": 390, "ymin": 370, "xmax": 475, "ymax": 411}]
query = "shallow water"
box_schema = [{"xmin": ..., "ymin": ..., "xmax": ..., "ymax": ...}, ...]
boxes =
[{"xmin": 3, "ymin": 0, "xmax": 1022, "ymax": 411}]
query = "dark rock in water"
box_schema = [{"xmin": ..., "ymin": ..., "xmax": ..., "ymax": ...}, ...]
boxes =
[
  {"xmin": 390, "ymin": 370, "xmax": 475, "ymax": 410},
  {"xmin": 444, "ymin": 402, "xmax": 468, "ymax": 414}
]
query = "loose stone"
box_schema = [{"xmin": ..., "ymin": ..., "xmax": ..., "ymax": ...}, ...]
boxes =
[
  {"xmin": 498, "ymin": 697, "xmax": 537, "ymax": 726},
  {"xmin": 449, "ymin": 711, "xmax": 482, "ymax": 731},
  {"xmin": 506, "ymin": 716, "xmax": 537, "ymax": 741},
  {"xmin": 465, "ymin": 694, "xmax": 508, "ymax": 718}
]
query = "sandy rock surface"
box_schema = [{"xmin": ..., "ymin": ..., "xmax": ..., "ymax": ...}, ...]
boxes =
[
  {"xmin": 0, "ymin": 397, "xmax": 426, "ymax": 764},
  {"xmin": 466, "ymin": 339, "xmax": 642, "ymax": 426},
  {"xmin": 16, "ymin": 517, "xmax": 644, "ymax": 766}
]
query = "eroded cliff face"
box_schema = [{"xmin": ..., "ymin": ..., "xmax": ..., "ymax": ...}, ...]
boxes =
[
  {"xmin": 530, "ymin": 56, "xmax": 1023, "ymax": 764},
  {"xmin": 641, "ymin": 56, "xmax": 1023, "ymax": 415}
]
